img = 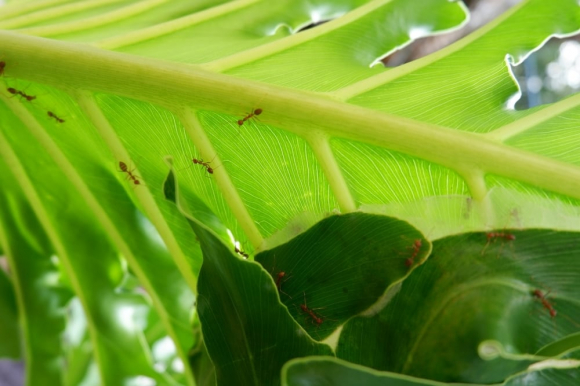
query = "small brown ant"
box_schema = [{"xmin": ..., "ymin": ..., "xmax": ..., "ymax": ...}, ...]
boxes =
[
  {"xmin": 299, "ymin": 292, "xmax": 324, "ymax": 327},
  {"xmin": 237, "ymin": 108, "xmax": 262, "ymax": 126},
  {"xmin": 404, "ymin": 239, "xmax": 422, "ymax": 267},
  {"xmin": 481, "ymin": 231, "xmax": 515, "ymax": 256},
  {"xmin": 47, "ymin": 111, "xmax": 65, "ymax": 123},
  {"xmin": 274, "ymin": 270, "xmax": 292, "ymax": 298},
  {"xmin": 7, "ymin": 87, "xmax": 36, "ymax": 102},
  {"xmin": 193, "ymin": 158, "xmax": 214, "ymax": 174},
  {"xmin": 234, "ymin": 246, "xmax": 249, "ymax": 258},
  {"xmin": 268, "ymin": 255, "xmax": 291, "ymax": 298},
  {"xmin": 118, "ymin": 161, "xmax": 141, "ymax": 186},
  {"xmin": 532, "ymin": 289, "xmax": 557, "ymax": 318}
]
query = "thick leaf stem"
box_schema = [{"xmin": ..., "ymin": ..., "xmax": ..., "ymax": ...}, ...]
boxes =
[
  {"xmin": 3, "ymin": 31, "xmax": 580, "ymax": 205},
  {"xmin": 96, "ymin": 0, "xmax": 260, "ymax": 50},
  {"xmin": 456, "ymin": 168, "xmax": 495, "ymax": 226},
  {"xmin": 306, "ymin": 130, "xmax": 356, "ymax": 213},
  {"xmin": 178, "ymin": 107, "xmax": 264, "ymax": 249},
  {"xmin": 16, "ymin": 0, "xmax": 169, "ymax": 38}
]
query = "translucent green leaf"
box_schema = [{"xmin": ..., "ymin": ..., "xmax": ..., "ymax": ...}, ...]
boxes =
[
  {"xmin": 2, "ymin": 0, "xmax": 580, "ymax": 383},
  {"xmin": 0, "ymin": 166, "xmax": 71, "ymax": 381},
  {"xmin": 0, "ymin": 109, "xmax": 169, "ymax": 384}
]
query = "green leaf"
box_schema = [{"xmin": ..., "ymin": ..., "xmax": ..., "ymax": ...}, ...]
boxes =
[
  {"xmin": 0, "ymin": 110, "xmax": 169, "ymax": 384},
  {"xmin": 164, "ymin": 166, "xmax": 333, "ymax": 386},
  {"xmin": 282, "ymin": 356, "xmax": 486, "ymax": 386},
  {"xmin": 3, "ymin": 0, "xmax": 580, "ymax": 383},
  {"xmin": 337, "ymin": 230, "xmax": 580, "ymax": 383},
  {"xmin": 0, "ymin": 171, "xmax": 71, "ymax": 381},
  {"xmin": 0, "ymin": 262, "xmax": 21, "ymax": 359},
  {"xmin": 256, "ymin": 213, "xmax": 430, "ymax": 340},
  {"xmin": 189, "ymin": 339, "xmax": 217, "ymax": 386},
  {"xmin": 503, "ymin": 354, "xmax": 580, "ymax": 386}
]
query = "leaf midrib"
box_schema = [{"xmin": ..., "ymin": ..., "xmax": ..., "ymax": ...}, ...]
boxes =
[{"xmin": 3, "ymin": 30, "xmax": 580, "ymax": 214}]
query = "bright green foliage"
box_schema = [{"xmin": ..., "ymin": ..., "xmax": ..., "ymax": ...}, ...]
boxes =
[{"xmin": 1, "ymin": 0, "xmax": 580, "ymax": 385}]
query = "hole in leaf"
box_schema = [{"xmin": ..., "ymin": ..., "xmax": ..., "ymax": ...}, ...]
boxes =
[
  {"xmin": 509, "ymin": 35, "xmax": 580, "ymax": 110},
  {"xmin": 296, "ymin": 19, "xmax": 331, "ymax": 33},
  {"xmin": 382, "ymin": 0, "xmax": 517, "ymax": 67}
]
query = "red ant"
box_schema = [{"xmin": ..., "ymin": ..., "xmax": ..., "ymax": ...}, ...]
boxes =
[
  {"xmin": 47, "ymin": 111, "xmax": 65, "ymax": 123},
  {"xmin": 192, "ymin": 158, "xmax": 215, "ymax": 174},
  {"xmin": 532, "ymin": 289, "xmax": 557, "ymax": 318},
  {"xmin": 118, "ymin": 161, "xmax": 141, "ymax": 186},
  {"xmin": 274, "ymin": 270, "xmax": 292, "ymax": 298},
  {"xmin": 481, "ymin": 231, "xmax": 515, "ymax": 256},
  {"xmin": 299, "ymin": 292, "xmax": 324, "ymax": 327},
  {"xmin": 234, "ymin": 246, "xmax": 249, "ymax": 258},
  {"xmin": 268, "ymin": 255, "xmax": 292, "ymax": 298},
  {"xmin": 404, "ymin": 239, "xmax": 422, "ymax": 267},
  {"xmin": 237, "ymin": 108, "xmax": 262, "ymax": 126},
  {"xmin": 7, "ymin": 87, "xmax": 36, "ymax": 102},
  {"xmin": 0, "ymin": 61, "xmax": 6, "ymax": 77},
  {"xmin": 275, "ymin": 271, "xmax": 288, "ymax": 291}
]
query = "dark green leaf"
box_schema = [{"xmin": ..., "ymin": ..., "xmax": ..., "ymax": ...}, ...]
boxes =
[
  {"xmin": 338, "ymin": 230, "xmax": 580, "ymax": 383},
  {"xmin": 0, "ymin": 264, "xmax": 21, "ymax": 359},
  {"xmin": 164, "ymin": 167, "xmax": 333, "ymax": 386},
  {"xmin": 282, "ymin": 356, "xmax": 485, "ymax": 386},
  {"xmin": 256, "ymin": 213, "xmax": 430, "ymax": 340}
]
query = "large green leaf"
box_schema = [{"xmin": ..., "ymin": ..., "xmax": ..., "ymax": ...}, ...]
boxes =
[
  {"xmin": 0, "ymin": 108, "xmax": 172, "ymax": 383},
  {"xmin": 164, "ymin": 166, "xmax": 333, "ymax": 386},
  {"xmin": 337, "ymin": 230, "xmax": 580, "ymax": 383},
  {"xmin": 255, "ymin": 213, "xmax": 430, "ymax": 340},
  {"xmin": 2, "ymin": 0, "xmax": 580, "ymax": 384}
]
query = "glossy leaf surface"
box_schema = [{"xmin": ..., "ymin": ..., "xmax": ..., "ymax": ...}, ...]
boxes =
[{"xmin": 337, "ymin": 230, "xmax": 580, "ymax": 383}]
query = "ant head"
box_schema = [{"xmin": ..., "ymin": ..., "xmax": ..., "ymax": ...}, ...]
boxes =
[
  {"xmin": 237, "ymin": 120, "xmax": 244, "ymax": 126},
  {"xmin": 193, "ymin": 158, "xmax": 200, "ymax": 164},
  {"xmin": 134, "ymin": 180, "xmax": 140, "ymax": 185},
  {"xmin": 507, "ymin": 234, "xmax": 516, "ymax": 241}
]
